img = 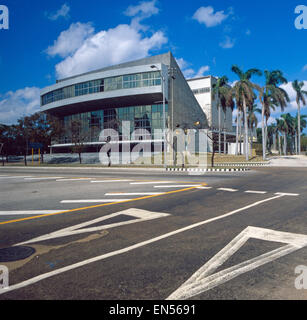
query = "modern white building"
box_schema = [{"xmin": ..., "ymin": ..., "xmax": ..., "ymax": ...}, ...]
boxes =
[{"xmin": 187, "ymin": 76, "xmax": 236, "ymax": 153}]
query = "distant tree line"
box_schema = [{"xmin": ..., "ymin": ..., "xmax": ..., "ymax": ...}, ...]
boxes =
[{"xmin": 0, "ymin": 113, "xmax": 63, "ymax": 165}]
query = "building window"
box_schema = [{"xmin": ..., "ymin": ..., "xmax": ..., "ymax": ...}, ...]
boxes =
[
  {"xmin": 192, "ymin": 87, "xmax": 211, "ymax": 95},
  {"xmin": 60, "ymin": 104, "xmax": 168, "ymax": 144},
  {"xmin": 42, "ymin": 71, "xmax": 162, "ymax": 106}
]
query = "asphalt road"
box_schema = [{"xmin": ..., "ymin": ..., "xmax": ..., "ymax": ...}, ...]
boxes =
[{"xmin": 0, "ymin": 166, "xmax": 306, "ymax": 300}]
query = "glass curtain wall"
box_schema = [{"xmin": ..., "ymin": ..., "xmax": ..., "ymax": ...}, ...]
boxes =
[
  {"xmin": 42, "ymin": 71, "xmax": 161, "ymax": 106},
  {"xmin": 60, "ymin": 104, "xmax": 168, "ymax": 144}
]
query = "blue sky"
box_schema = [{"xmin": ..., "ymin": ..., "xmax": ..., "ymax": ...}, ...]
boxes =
[{"xmin": 0, "ymin": 0, "xmax": 307, "ymax": 129}]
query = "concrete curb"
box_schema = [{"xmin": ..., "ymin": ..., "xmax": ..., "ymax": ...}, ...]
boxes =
[
  {"xmin": 166, "ymin": 168, "xmax": 250, "ymax": 173},
  {"xmin": 214, "ymin": 162, "xmax": 270, "ymax": 168}
]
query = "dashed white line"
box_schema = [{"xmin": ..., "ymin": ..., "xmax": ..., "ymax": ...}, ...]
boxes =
[
  {"xmin": 91, "ymin": 180, "xmax": 133, "ymax": 183},
  {"xmin": 217, "ymin": 188, "xmax": 239, "ymax": 192},
  {"xmin": 0, "ymin": 194, "xmax": 285, "ymax": 296},
  {"xmin": 56, "ymin": 178, "xmax": 92, "ymax": 182},
  {"xmin": 245, "ymin": 190, "xmax": 268, "ymax": 194},
  {"xmin": 0, "ymin": 210, "xmax": 64, "ymax": 216},
  {"xmin": 0, "ymin": 176, "xmax": 33, "ymax": 179},
  {"xmin": 154, "ymin": 185, "xmax": 202, "ymax": 188},
  {"xmin": 105, "ymin": 193, "xmax": 163, "ymax": 196},
  {"xmin": 61, "ymin": 199, "xmax": 132, "ymax": 204},
  {"xmin": 130, "ymin": 181, "xmax": 173, "ymax": 185},
  {"xmin": 25, "ymin": 177, "xmax": 64, "ymax": 181},
  {"xmin": 275, "ymin": 193, "xmax": 300, "ymax": 197}
]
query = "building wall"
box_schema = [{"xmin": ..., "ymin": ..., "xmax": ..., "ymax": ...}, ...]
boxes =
[
  {"xmin": 187, "ymin": 76, "xmax": 233, "ymax": 132},
  {"xmin": 168, "ymin": 54, "xmax": 208, "ymax": 132},
  {"xmin": 41, "ymin": 52, "xmax": 209, "ymax": 147}
]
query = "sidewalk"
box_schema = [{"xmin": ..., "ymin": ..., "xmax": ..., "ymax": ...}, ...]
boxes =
[{"xmin": 268, "ymin": 155, "xmax": 307, "ymax": 167}]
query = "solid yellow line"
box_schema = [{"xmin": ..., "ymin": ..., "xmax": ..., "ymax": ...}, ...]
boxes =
[{"xmin": 0, "ymin": 184, "xmax": 207, "ymax": 226}]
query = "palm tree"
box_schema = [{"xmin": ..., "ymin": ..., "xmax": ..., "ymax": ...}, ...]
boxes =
[
  {"xmin": 212, "ymin": 76, "xmax": 229, "ymax": 154},
  {"xmin": 231, "ymin": 65, "xmax": 262, "ymax": 160},
  {"xmin": 247, "ymin": 104, "xmax": 261, "ymax": 155},
  {"xmin": 292, "ymin": 80, "xmax": 307, "ymax": 155},
  {"xmin": 276, "ymin": 118, "xmax": 285, "ymax": 155},
  {"xmin": 220, "ymin": 85, "xmax": 235, "ymax": 154},
  {"xmin": 276, "ymin": 117, "xmax": 288, "ymax": 155},
  {"xmin": 257, "ymin": 70, "xmax": 289, "ymax": 160},
  {"xmin": 281, "ymin": 113, "xmax": 295, "ymax": 155},
  {"xmin": 294, "ymin": 113, "xmax": 307, "ymax": 154}
]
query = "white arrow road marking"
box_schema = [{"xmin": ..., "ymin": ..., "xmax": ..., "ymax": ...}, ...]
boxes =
[
  {"xmin": 167, "ymin": 226, "xmax": 307, "ymax": 300},
  {"xmin": 15, "ymin": 209, "xmax": 171, "ymax": 246},
  {"xmin": 0, "ymin": 211, "xmax": 64, "ymax": 216},
  {"xmin": 0, "ymin": 194, "xmax": 292, "ymax": 296}
]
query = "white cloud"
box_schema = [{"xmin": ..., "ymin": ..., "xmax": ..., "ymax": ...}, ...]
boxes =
[
  {"xmin": 54, "ymin": 24, "xmax": 167, "ymax": 79},
  {"xmin": 193, "ymin": 6, "xmax": 229, "ymax": 28},
  {"xmin": 47, "ymin": 1, "xmax": 167, "ymax": 79},
  {"xmin": 46, "ymin": 22, "xmax": 94, "ymax": 58},
  {"xmin": 194, "ymin": 66, "xmax": 210, "ymax": 78},
  {"xmin": 246, "ymin": 29, "xmax": 251, "ymax": 36},
  {"xmin": 175, "ymin": 57, "xmax": 189, "ymax": 70},
  {"xmin": 47, "ymin": 3, "xmax": 70, "ymax": 21},
  {"xmin": 219, "ymin": 36, "xmax": 236, "ymax": 49},
  {"xmin": 0, "ymin": 87, "xmax": 40, "ymax": 125},
  {"xmin": 185, "ymin": 66, "xmax": 210, "ymax": 79},
  {"xmin": 176, "ymin": 57, "xmax": 210, "ymax": 79},
  {"xmin": 303, "ymin": 65, "xmax": 307, "ymax": 72},
  {"xmin": 265, "ymin": 81, "xmax": 307, "ymax": 117},
  {"xmin": 124, "ymin": 0, "xmax": 159, "ymax": 31}
]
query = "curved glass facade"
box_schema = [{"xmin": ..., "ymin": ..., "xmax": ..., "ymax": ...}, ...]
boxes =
[
  {"xmin": 42, "ymin": 71, "xmax": 162, "ymax": 106},
  {"xmin": 59, "ymin": 104, "xmax": 168, "ymax": 144}
]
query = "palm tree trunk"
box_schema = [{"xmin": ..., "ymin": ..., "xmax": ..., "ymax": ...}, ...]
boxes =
[
  {"xmin": 218, "ymin": 102, "xmax": 221, "ymax": 154},
  {"xmin": 278, "ymin": 134, "xmax": 281, "ymax": 155},
  {"xmin": 243, "ymin": 96, "xmax": 249, "ymax": 161},
  {"xmin": 261, "ymin": 103, "xmax": 266, "ymax": 160},
  {"xmin": 235, "ymin": 111, "xmax": 239, "ymax": 156},
  {"xmin": 223, "ymin": 113, "xmax": 227, "ymax": 154},
  {"xmin": 265, "ymin": 120, "xmax": 268, "ymax": 156},
  {"xmin": 298, "ymin": 102, "xmax": 301, "ymax": 155},
  {"xmin": 284, "ymin": 132, "xmax": 287, "ymax": 155},
  {"xmin": 239, "ymin": 111, "xmax": 242, "ymax": 155}
]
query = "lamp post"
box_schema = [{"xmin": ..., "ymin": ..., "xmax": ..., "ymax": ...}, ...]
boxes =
[{"xmin": 151, "ymin": 65, "xmax": 167, "ymax": 168}]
